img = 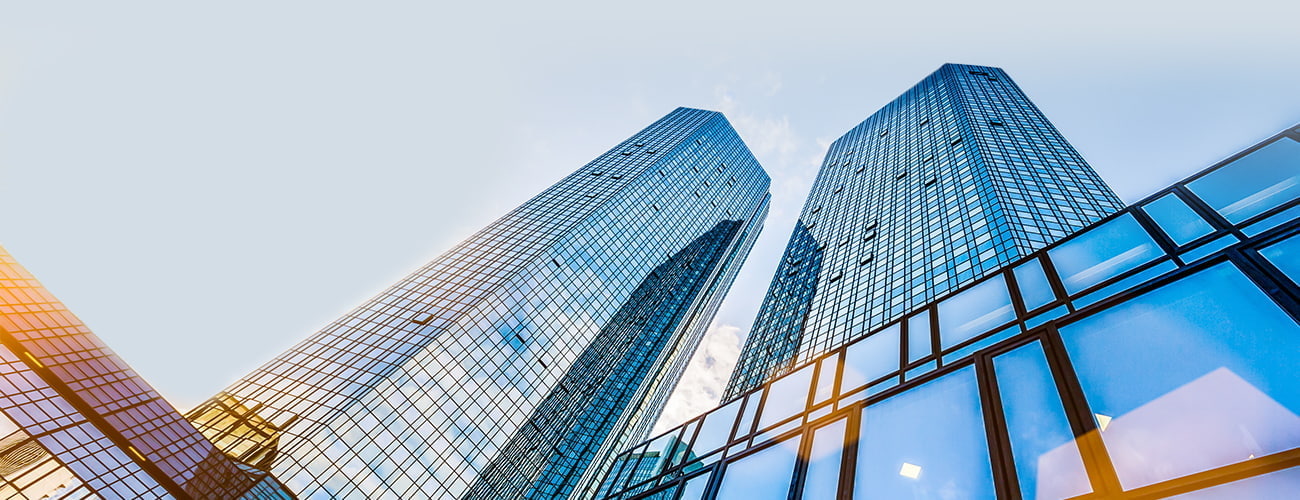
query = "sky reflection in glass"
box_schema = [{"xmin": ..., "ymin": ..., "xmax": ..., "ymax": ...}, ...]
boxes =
[
  {"xmin": 841, "ymin": 324, "xmax": 900, "ymax": 393},
  {"xmin": 714, "ymin": 437, "xmax": 801, "ymax": 500},
  {"xmin": 1187, "ymin": 137, "xmax": 1300, "ymax": 224},
  {"xmin": 1142, "ymin": 193, "xmax": 1215, "ymax": 246},
  {"xmin": 937, "ymin": 276, "xmax": 1015, "ymax": 350},
  {"xmin": 1047, "ymin": 213, "xmax": 1163, "ymax": 294}
]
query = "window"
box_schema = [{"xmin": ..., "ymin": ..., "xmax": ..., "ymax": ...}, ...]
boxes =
[
  {"xmin": 1047, "ymin": 213, "xmax": 1162, "ymax": 294},
  {"xmin": 715, "ymin": 437, "xmax": 802, "ymax": 500},
  {"xmin": 842, "ymin": 324, "xmax": 900, "ymax": 391},
  {"xmin": 993, "ymin": 342, "xmax": 1091, "ymax": 500},
  {"xmin": 1142, "ymin": 193, "xmax": 1214, "ymax": 246},
  {"xmin": 937, "ymin": 276, "xmax": 1015, "ymax": 349},
  {"xmin": 802, "ymin": 419, "xmax": 847, "ymax": 499},
  {"xmin": 1187, "ymin": 138, "xmax": 1300, "ymax": 224}
]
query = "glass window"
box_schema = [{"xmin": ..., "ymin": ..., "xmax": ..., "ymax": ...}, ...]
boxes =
[
  {"xmin": 758, "ymin": 365, "xmax": 814, "ymax": 429},
  {"xmin": 734, "ymin": 392, "xmax": 761, "ymax": 439},
  {"xmin": 842, "ymin": 324, "xmax": 900, "ymax": 392},
  {"xmin": 1259, "ymin": 233, "xmax": 1300, "ymax": 285},
  {"xmin": 1142, "ymin": 193, "xmax": 1215, "ymax": 246},
  {"xmin": 1058, "ymin": 262, "xmax": 1300, "ymax": 489},
  {"xmin": 715, "ymin": 436, "xmax": 802, "ymax": 500},
  {"xmin": 906, "ymin": 312, "xmax": 931, "ymax": 363},
  {"xmin": 1047, "ymin": 213, "xmax": 1163, "ymax": 295},
  {"xmin": 1166, "ymin": 466, "xmax": 1300, "ymax": 499},
  {"xmin": 993, "ymin": 342, "xmax": 1092, "ymax": 500},
  {"xmin": 1187, "ymin": 137, "xmax": 1300, "ymax": 224},
  {"xmin": 852, "ymin": 366, "xmax": 995, "ymax": 499},
  {"xmin": 679, "ymin": 472, "xmax": 712, "ymax": 500},
  {"xmin": 938, "ymin": 276, "xmax": 1015, "ymax": 350},
  {"xmin": 1013, "ymin": 258, "xmax": 1056, "ymax": 312},
  {"xmin": 802, "ymin": 419, "xmax": 847, "ymax": 500},
  {"xmin": 692, "ymin": 399, "xmax": 742, "ymax": 455},
  {"xmin": 813, "ymin": 354, "xmax": 839, "ymax": 404}
]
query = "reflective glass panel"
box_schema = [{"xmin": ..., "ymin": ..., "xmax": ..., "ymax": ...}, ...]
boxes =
[
  {"xmin": 852, "ymin": 366, "xmax": 995, "ymax": 499},
  {"xmin": 758, "ymin": 365, "xmax": 815, "ymax": 429},
  {"xmin": 813, "ymin": 354, "xmax": 839, "ymax": 404},
  {"xmin": 714, "ymin": 436, "xmax": 802, "ymax": 500},
  {"xmin": 692, "ymin": 399, "xmax": 742, "ymax": 455},
  {"xmin": 937, "ymin": 276, "xmax": 1015, "ymax": 350},
  {"xmin": 1260, "ymin": 233, "xmax": 1300, "ymax": 285},
  {"xmin": 1058, "ymin": 262, "xmax": 1300, "ymax": 489},
  {"xmin": 906, "ymin": 312, "xmax": 931, "ymax": 363},
  {"xmin": 1167, "ymin": 466, "xmax": 1300, "ymax": 499},
  {"xmin": 1143, "ymin": 193, "xmax": 1215, "ymax": 246},
  {"xmin": 842, "ymin": 324, "xmax": 900, "ymax": 392},
  {"xmin": 1013, "ymin": 258, "xmax": 1056, "ymax": 312},
  {"xmin": 1187, "ymin": 137, "xmax": 1300, "ymax": 224},
  {"xmin": 1047, "ymin": 213, "xmax": 1163, "ymax": 295},
  {"xmin": 802, "ymin": 419, "xmax": 847, "ymax": 500},
  {"xmin": 680, "ymin": 472, "xmax": 712, "ymax": 500},
  {"xmin": 733, "ymin": 393, "xmax": 761, "ymax": 439},
  {"xmin": 993, "ymin": 342, "xmax": 1091, "ymax": 500}
]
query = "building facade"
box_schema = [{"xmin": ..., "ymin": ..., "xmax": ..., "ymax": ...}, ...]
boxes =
[
  {"xmin": 187, "ymin": 108, "xmax": 771, "ymax": 499},
  {"xmin": 598, "ymin": 125, "xmax": 1300, "ymax": 499},
  {"xmin": 0, "ymin": 246, "xmax": 291, "ymax": 499},
  {"xmin": 726, "ymin": 64, "xmax": 1125, "ymax": 397}
]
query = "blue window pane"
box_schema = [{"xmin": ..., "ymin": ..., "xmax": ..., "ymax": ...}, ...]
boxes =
[
  {"xmin": 733, "ymin": 392, "xmax": 761, "ymax": 439},
  {"xmin": 1167, "ymin": 466, "xmax": 1300, "ymax": 499},
  {"xmin": 758, "ymin": 365, "xmax": 814, "ymax": 429},
  {"xmin": 812, "ymin": 354, "xmax": 839, "ymax": 405},
  {"xmin": 679, "ymin": 472, "xmax": 712, "ymax": 500},
  {"xmin": 938, "ymin": 276, "xmax": 1015, "ymax": 350},
  {"xmin": 906, "ymin": 312, "xmax": 931, "ymax": 363},
  {"xmin": 1058, "ymin": 262, "xmax": 1300, "ymax": 489},
  {"xmin": 1047, "ymin": 213, "xmax": 1163, "ymax": 295},
  {"xmin": 692, "ymin": 399, "xmax": 742, "ymax": 455},
  {"xmin": 1260, "ymin": 233, "xmax": 1300, "ymax": 286},
  {"xmin": 1142, "ymin": 193, "xmax": 1215, "ymax": 246},
  {"xmin": 993, "ymin": 342, "xmax": 1091, "ymax": 500},
  {"xmin": 1187, "ymin": 137, "xmax": 1300, "ymax": 224},
  {"xmin": 1013, "ymin": 258, "xmax": 1056, "ymax": 312},
  {"xmin": 715, "ymin": 436, "xmax": 802, "ymax": 500},
  {"xmin": 852, "ymin": 366, "xmax": 995, "ymax": 499},
  {"xmin": 842, "ymin": 324, "xmax": 900, "ymax": 392},
  {"xmin": 802, "ymin": 419, "xmax": 847, "ymax": 500}
]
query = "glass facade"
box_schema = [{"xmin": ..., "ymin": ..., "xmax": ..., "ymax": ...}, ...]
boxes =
[
  {"xmin": 727, "ymin": 64, "xmax": 1125, "ymax": 397},
  {"xmin": 599, "ymin": 125, "xmax": 1300, "ymax": 499},
  {"xmin": 0, "ymin": 247, "xmax": 291, "ymax": 499},
  {"xmin": 187, "ymin": 108, "xmax": 772, "ymax": 499}
]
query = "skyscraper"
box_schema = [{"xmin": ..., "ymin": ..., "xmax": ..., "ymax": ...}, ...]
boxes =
[
  {"xmin": 726, "ymin": 64, "xmax": 1125, "ymax": 397},
  {"xmin": 597, "ymin": 109, "xmax": 1300, "ymax": 499},
  {"xmin": 188, "ymin": 108, "xmax": 771, "ymax": 499},
  {"xmin": 0, "ymin": 246, "xmax": 292, "ymax": 499}
]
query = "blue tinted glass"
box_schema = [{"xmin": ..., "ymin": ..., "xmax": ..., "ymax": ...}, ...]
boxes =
[
  {"xmin": 1047, "ymin": 213, "xmax": 1163, "ymax": 294},
  {"xmin": 906, "ymin": 312, "xmax": 931, "ymax": 363},
  {"xmin": 852, "ymin": 366, "xmax": 995, "ymax": 499},
  {"xmin": 993, "ymin": 342, "xmax": 1091, "ymax": 500},
  {"xmin": 1058, "ymin": 262, "xmax": 1300, "ymax": 489},
  {"xmin": 812, "ymin": 355, "xmax": 838, "ymax": 404},
  {"xmin": 715, "ymin": 437, "xmax": 802, "ymax": 500},
  {"xmin": 802, "ymin": 419, "xmax": 847, "ymax": 500},
  {"xmin": 938, "ymin": 276, "xmax": 1015, "ymax": 350},
  {"xmin": 1143, "ymin": 193, "xmax": 1215, "ymax": 246},
  {"xmin": 680, "ymin": 472, "xmax": 712, "ymax": 500},
  {"xmin": 1260, "ymin": 233, "xmax": 1300, "ymax": 285},
  {"xmin": 1013, "ymin": 258, "xmax": 1056, "ymax": 312},
  {"xmin": 1187, "ymin": 138, "xmax": 1300, "ymax": 224},
  {"xmin": 758, "ymin": 365, "xmax": 814, "ymax": 429},
  {"xmin": 842, "ymin": 324, "xmax": 900, "ymax": 391},
  {"xmin": 1242, "ymin": 204, "xmax": 1300, "ymax": 237},
  {"xmin": 1167, "ymin": 466, "xmax": 1300, "ymax": 499},
  {"xmin": 733, "ymin": 392, "xmax": 761, "ymax": 439},
  {"xmin": 692, "ymin": 399, "xmax": 741, "ymax": 455}
]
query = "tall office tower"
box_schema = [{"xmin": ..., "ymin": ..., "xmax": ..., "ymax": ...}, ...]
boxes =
[
  {"xmin": 725, "ymin": 63, "xmax": 1125, "ymax": 397},
  {"xmin": 187, "ymin": 108, "xmax": 771, "ymax": 499},
  {"xmin": 600, "ymin": 124, "xmax": 1300, "ymax": 500},
  {"xmin": 0, "ymin": 246, "xmax": 291, "ymax": 499}
]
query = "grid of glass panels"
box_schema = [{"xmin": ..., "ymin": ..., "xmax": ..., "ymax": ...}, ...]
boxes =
[
  {"xmin": 602, "ymin": 125, "xmax": 1300, "ymax": 500},
  {"xmin": 0, "ymin": 247, "xmax": 287, "ymax": 499},
  {"xmin": 188, "ymin": 108, "xmax": 772, "ymax": 499},
  {"xmin": 727, "ymin": 64, "xmax": 1125, "ymax": 398}
]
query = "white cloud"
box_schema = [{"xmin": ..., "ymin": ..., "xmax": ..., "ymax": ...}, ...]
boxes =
[{"xmin": 653, "ymin": 322, "xmax": 744, "ymax": 433}]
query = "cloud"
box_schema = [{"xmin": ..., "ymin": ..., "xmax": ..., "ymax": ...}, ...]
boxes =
[{"xmin": 653, "ymin": 322, "xmax": 744, "ymax": 433}]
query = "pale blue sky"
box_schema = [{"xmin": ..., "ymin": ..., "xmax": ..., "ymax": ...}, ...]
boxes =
[{"xmin": 1, "ymin": 1, "xmax": 1297, "ymax": 428}]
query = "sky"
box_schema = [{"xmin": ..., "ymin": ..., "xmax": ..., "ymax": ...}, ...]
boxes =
[{"xmin": 1, "ymin": 1, "xmax": 1297, "ymax": 434}]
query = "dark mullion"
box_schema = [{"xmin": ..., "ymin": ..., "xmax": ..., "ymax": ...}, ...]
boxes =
[
  {"xmin": 1036, "ymin": 254, "xmax": 1075, "ymax": 314},
  {"xmin": 1128, "ymin": 204, "xmax": 1183, "ymax": 261},
  {"xmin": 1038, "ymin": 326, "xmax": 1123, "ymax": 497},
  {"xmin": 838, "ymin": 405, "xmax": 861, "ymax": 500},
  {"xmin": 1230, "ymin": 246, "xmax": 1300, "ymax": 323},
  {"xmin": 974, "ymin": 351, "xmax": 1021, "ymax": 500},
  {"xmin": 927, "ymin": 306, "xmax": 941, "ymax": 367}
]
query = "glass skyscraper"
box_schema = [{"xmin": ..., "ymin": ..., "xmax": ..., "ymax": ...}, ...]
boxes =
[
  {"xmin": 598, "ymin": 120, "xmax": 1300, "ymax": 498},
  {"xmin": 726, "ymin": 64, "xmax": 1125, "ymax": 397},
  {"xmin": 0, "ymin": 246, "xmax": 291, "ymax": 499},
  {"xmin": 188, "ymin": 107, "xmax": 771, "ymax": 499}
]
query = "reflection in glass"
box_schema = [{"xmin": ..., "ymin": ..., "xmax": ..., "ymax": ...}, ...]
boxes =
[
  {"xmin": 758, "ymin": 365, "xmax": 814, "ymax": 429},
  {"xmin": 993, "ymin": 342, "xmax": 1091, "ymax": 500},
  {"xmin": 906, "ymin": 312, "xmax": 931, "ymax": 363},
  {"xmin": 1167, "ymin": 466, "xmax": 1300, "ymax": 499},
  {"xmin": 937, "ymin": 277, "xmax": 1015, "ymax": 350},
  {"xmin": 692, "ymin": 399, "xmax": 742, "ymax": 456},
  {"xmin": 1058, "ymin": 262, "xmax": 1300, "ymax": 489},
  {"xmin": 1260, "ymin": 233, "xmax": 1300, "ymax": 285},
  {"xmin": 679, "ymin": 472, "xmax": 712, "ymax": 500},
  {"xmin": 853, "ymin": 366, "xmax": 995, "ymax": 499},
  {"xmin": 802, "ymin": 419, "xmax": 846, "ymax": 500},
  {"xmin": 1047, "ymin": 213, "xmax": 1163, "ymax": 294},
  {"xmin": 842, "ymin": 324, "xmax": 900, "ymax": 392},
  {"xmin": 715, "ymin": 437, "xmax": 801, "ymax": 500},
  {"xmin": 813, "ymin": 355, "xmax": 838, "ymax": 405},
  {"xmin": 1142, "ymin": 193, "xmax": 1215, "ymax": 246},
  {"xmin": 1187, "ymin": 137, "xmax": 1300, "ymax": 224},
  {"xmin": 1013, "ymin": 258, "xmax": 1055, "ymax": 312}
]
